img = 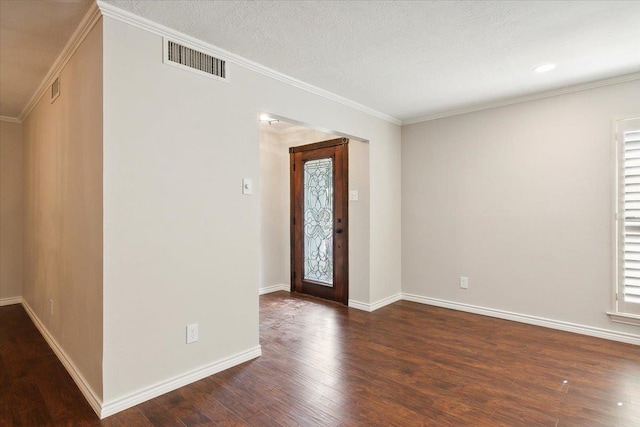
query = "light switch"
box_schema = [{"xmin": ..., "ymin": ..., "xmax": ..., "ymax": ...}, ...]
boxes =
[
  {"xmin": 242, "ymin": 178, "xmax": 253, "ymax": 195},
  {"xmin": 349, "ymin": 190, "xmax": 359, "ymax": 201}
]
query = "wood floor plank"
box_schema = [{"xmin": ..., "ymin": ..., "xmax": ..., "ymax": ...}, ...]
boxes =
[
  {"xmin": 179, "ymin": 376, "xmax": 269, "ymax": 424},
  {"xmin": 136, "ymin": 399, "xmax": 186, "ymax": 426},
  {"xmin": 2, "ymin": 293, "xmax": 640, "ymax": 426},
  {"xmin": 18, "ymin": 406, "xmax": 54, "ymax": 426},
  {"xmin": 99, "ymin": 408, "xmax": 154, "ymax": 427}
]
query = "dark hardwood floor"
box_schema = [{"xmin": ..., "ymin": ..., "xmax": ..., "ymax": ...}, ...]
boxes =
[{"xmin": 1, "ymin": 291, "xmax": 640, "ymax": 426}]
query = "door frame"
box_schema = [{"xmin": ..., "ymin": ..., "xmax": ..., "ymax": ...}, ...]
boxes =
[{"xmin": 289, "ymin": 138, "xmax": 349, "ymax": 304}]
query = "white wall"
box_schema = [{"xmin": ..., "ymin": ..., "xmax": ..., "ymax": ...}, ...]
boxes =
[
  {"xmin": 102, "ymin": 16, "xmax": 401, "ymax": 404},
  {"xmin": 258, "ymin": 125, "xmax": 370, "ymax": 303},
  {"xmin": 258, "ymin": 127, "xmax": 288, "ymax": 290},
  {"xmin": 402, "ymin": 79, "xmax": 640, "ymax": 337},
  {"xmin": 21, "ymin": 19, "xmax": 103, "ymax": 398},
  {"xmin": 370, "ymin": 122, "xmax": 402, "ymax": 303},
  {"xmin": 0, "ymin": 120, "xmax": 23, "ymax": 304}
]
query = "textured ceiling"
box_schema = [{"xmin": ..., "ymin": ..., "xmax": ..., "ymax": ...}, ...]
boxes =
[
  {"xmin": 0, "ymin": 0, "xmax": 92, "ymax": 118},
  {"xmin": 102, "ymin": 0, "xmax": 640, "ymax": 122},
  {"xmin": 2, "ymin": 1, "xmax": 640, "ymax": 121}
]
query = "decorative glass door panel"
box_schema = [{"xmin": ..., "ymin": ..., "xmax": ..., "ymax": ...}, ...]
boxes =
[
  {"xmin": 304, "ymin": 158, "xmax": 334, "ymax": 285},
  {"xmin": 290, "ymin": 138, "xmax": 349, "ymax": 304}
]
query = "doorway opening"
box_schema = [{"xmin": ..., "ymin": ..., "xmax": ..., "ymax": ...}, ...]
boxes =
[{"xmin": 258, "ymin": 117, "xmax": 370, "ymax": 306}]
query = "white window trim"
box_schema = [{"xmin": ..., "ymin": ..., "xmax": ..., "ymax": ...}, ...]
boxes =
[
  {"xmin": 610, "ymin": 116, "xmax": 640, "ymax": 326},
  {"xmin": 607, "ymin": 311, "xmax": 640, "ymax": 326}
]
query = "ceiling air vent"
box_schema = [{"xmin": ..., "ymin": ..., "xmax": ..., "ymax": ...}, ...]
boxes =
[
  {"xmin": 50, "ymin": 77, "xmax": 60, "ymax": 103},
  {"xmin": 163, "ymin": 39, "xmax": 227, "ymax": 82}
]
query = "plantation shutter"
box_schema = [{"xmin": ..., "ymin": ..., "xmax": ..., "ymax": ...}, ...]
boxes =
[{"xmin": 622, "ymin": 129, "xmax": 640, "ymax": 305}]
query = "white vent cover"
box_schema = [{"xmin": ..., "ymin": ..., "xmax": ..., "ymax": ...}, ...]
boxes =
[
  {"xmin": 50, "ymin": 77, "xmax": 60, "ymax": 103},
  {"xmin": 163, "ymin": 39, "xmax": 227, "ymax": 82}
]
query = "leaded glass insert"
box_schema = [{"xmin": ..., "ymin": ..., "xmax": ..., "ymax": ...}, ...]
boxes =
[{"xmin": 303, "ymin": 158, "xmax": 334, "ymax": 285}]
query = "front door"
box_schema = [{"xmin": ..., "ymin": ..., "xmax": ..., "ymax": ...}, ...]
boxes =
[{"xmin": 289, "ymin": 138, "xmax": 349, "ymax": 304}]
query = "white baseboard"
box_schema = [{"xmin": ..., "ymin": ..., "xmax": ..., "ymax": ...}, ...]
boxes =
[
  {"xmin": 349, "ymin": 293, "xmax": 402, "ymax": 312},
  {"xmin": 401, "ymin": 293, "xmax": 640, "ymax": 346},
  {"xmin": 348, "ymin": 299, "xmax": 371, "ymax": 311},
  {"xmin": 21, "ymin": 300, "xmax": 103, "ymax": 416},
  {"xmin": 259, "ymin": 284, "xmax": 289, "ymax": 295},
  {"xmin": 100, "ymin": 345, "xmax": 262, "ymax": 418},
  {"xmin": 0, "ymin": 296, "xmax": 22, "ymax": 306},
  {"xmin": 21, "ymin": 298, "xmax": 262, "ymax": 419}
]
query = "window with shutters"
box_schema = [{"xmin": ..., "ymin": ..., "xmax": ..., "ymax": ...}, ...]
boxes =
[{"xmin": 612, "ymin": 117, "xmax": 640, "ymax": 325}]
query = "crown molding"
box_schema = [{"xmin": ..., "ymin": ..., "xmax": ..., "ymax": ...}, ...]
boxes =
[
  {"xmin": 0, "ymin": 116, "xmax": 21, "ymax": 124},
  {"xmin": 18, "ymin": 2, "xmax": 102, "ymax": 122},
  {"xmin": 403, "ymin": 72, "xmax": 640, "ymax": 125},
  {"xmin": 96, "ymin": 0, "xmax": 402, "ymax": 126},
  {"xmin": 21, "ymin": 0, "xmax": 637, "ymax": 128}
]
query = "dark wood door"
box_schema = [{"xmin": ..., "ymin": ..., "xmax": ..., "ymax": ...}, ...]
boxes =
[{"xmin": 290, "ymin": 138, "xmax": 349, "ymax": 304}]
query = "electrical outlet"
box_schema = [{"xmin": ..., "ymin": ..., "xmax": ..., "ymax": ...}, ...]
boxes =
[
  {"xmin": 186, "ymin": 323, "xmax": 198, "ymax": 344},
  {"xmin": 49, "ymin": 299, "xmax": 54, "ymax": 315},
  {"xmin": 460, "ymin": 276, "xmax": 469, "ymax": 289}
]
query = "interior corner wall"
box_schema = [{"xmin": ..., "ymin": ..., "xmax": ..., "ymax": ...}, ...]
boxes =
[
  {"xmin": 21, "ymin": 18, "xmax": 104, "ymax": 399},
  {"xmin": 0, "ymin": 120, "xmax": 23, "ymax": 303},
  {"xmin": 401, "ymin": 79, "xmax": 640, "ymax": 337},
  {"xmin": 102, "ymin": 15, "xmax": 400, "ymax": 405}
]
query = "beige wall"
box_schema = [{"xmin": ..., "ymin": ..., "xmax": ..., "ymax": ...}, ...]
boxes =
[
  {"xmin": 0, "ymin": 120, "xmax": 23, "ymax": 303},
  {"xmin": 402, "ymin": 79, "xmax": 640, "ymax": 336},
  {"xmin": 258, "ymin": 125, "xmax": 370, "ymax": 302},
  {"xmin": 347, "ymin": 137, "xmax": 371, "ymax": 304},
  {"xmin": 102, "ymin": 15, "xmax": 400, "ymax": 404},
  {"xmin": 22, "ymin": 19, "xmax": 103, "ymax": 399}
]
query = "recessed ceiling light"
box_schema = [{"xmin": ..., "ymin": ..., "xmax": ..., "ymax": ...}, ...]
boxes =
[{"xmin": 534, "ymin": 63, "xmax": 556, "ymax": 73}]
